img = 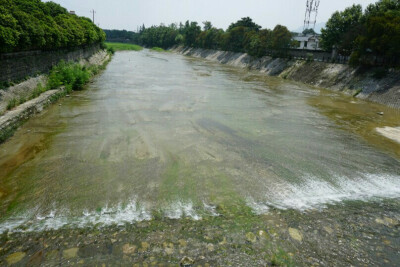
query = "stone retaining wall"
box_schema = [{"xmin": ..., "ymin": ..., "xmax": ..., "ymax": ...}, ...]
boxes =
[{"xmin": 0, "ymin": 45, "xmax": 100, "ymax": 83}]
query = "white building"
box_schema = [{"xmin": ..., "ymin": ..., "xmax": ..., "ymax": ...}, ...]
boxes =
[{"xmin": 293, "ymin": 35, "xmax": 322, "ymax": 50}]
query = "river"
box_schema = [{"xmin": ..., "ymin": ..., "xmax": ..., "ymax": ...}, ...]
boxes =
[{"xmin": 0, "ymin": 50, "xmax": 399, "ymax": 266}]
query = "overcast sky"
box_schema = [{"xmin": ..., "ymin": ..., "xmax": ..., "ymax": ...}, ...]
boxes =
[{"xmin": 45, "ymin": 0, "xmax": 377, "ymax": 31}]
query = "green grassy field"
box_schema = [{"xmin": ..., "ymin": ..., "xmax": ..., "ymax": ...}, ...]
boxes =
[{"xmin": 105, "ymin": 42, "xmax": 143, "ymax": 51}]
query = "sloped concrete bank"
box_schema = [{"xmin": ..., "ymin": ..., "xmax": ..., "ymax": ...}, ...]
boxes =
[
  {"xmin": 0, "ymin": 88, "xmax": 63, "ymax": 143},
  {"xmin": 0, "ymin": 50, "xmax": 110, "ymax": 143},
  {"xmin": 171, "ymin": 46, "xmax": 400, "ymax": 109}
]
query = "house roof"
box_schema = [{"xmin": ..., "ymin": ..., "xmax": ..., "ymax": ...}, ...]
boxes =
[{"xmin": 293, "ymin": 34, "xmax": 320, "ymax": 42}]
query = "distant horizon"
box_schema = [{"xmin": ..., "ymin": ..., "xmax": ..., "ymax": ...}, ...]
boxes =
[{"xmin": 45, "ymin": 0, "xmax": 377, "ymax": 32}]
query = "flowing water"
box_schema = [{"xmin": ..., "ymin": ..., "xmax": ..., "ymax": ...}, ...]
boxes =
[{"xmin": 0, "ymin": 50, "xmax": 399, "ymax": 265}]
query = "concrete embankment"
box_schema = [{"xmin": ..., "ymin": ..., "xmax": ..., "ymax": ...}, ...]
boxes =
[
  {"xmin": 171, "ymin": 46, "xmax": 400, "ymax": 109},
  {"xmin": 0, "ymin": 50, "xmax": 110, "ymax": 143}
]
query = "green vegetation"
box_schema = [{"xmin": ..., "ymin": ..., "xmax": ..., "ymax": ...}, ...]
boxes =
[
  {"xmin": 5, "ymin": 59, "xmax": 110, "ymax": 112},
  {"xmin": 321, "ymin": 0, "xmax": 400, "ymax": 66},
  {"xmin": 0, "ymin": 121, "xmax": 22, "ymax": 144},
  {"xmin": 103, "ymin": 29, "xmax": 136, "ymax": 43},
  {"xmin": 353, "ymin": 88, "xmax": 363, "ymax": 97},
  {"xmin": 104, "ymin": 42, "xmax": 143, "ymax": 52},
  {"xmin": 47, "ymin": 61, "xmax": 91, "ymax": 91},
  {"xmin": 101, "ymin": 0, "xmax": 398, "ymax": 67},
  {"xmin": 6, "ymin": 98, "xmax": 18, "ymax": 110},
  {"xmin": 30, "ymin": 83, "xmax": 47, "ymax": 99},
  {"xmin": 271, "ymin": 249, "xmax": 295, "ymax": 266},
  {"xmin": 106, "ymin": 17, "xmax": 292, "ymax": 57},
  {"xmin": 0, "ymin": 0, "xmax": 105, "ymax": 53},
  {"xmin": 151, "ymin": 47, "xmax": 165, "ymax": 52},
  {"xmin": 47, "ymin": 59, "xmax": 110, "ymax": 93}
]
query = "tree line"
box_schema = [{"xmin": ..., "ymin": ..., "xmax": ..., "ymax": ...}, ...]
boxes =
[
  {"xmin": 104, "ymin": 0, "xmax": 399, "ymax": 66},
  {"xmin": 105, "ymin": 17, "xmax": 293, "ymax": 58},
  {"xmin": 0, "ymin": 0, "xmax": 105, "ymax": 53},
  {"xmin": 321, "ymin": 0, "xmax": 400, "ymax": 65}
]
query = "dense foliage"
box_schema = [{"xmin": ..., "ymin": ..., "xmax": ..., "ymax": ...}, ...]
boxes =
[
  {"xmin": 117, "ymin": 17, "xmax": 293, "ymax": 58},
  {"xmin": 321, "ymin": 0, "xmax": 400, "ymax": 65},
  {"xmin": 0, "ymin": 0, "xmax": 105, "ymax": 53},
  {"xmin": 103, "ymin": 29, "xmax": 136, "ymax": 42},
  {"xmin": 47, "ymin": 61, "xmax": 90, "ymax": 91}
]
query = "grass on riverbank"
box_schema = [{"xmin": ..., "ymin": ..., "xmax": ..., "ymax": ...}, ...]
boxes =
[
  {"xmin": 105, "ymin": 42, "xmax": 143, "ymax": 52},
  {"xmin": 151, "ymin": 47, "xmax": 165, "ymax": 52}
]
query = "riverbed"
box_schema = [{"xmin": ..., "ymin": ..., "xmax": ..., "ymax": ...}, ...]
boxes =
[{"xmin": 0, "ymin": 50, "xmax": 399, "ymax": 266}]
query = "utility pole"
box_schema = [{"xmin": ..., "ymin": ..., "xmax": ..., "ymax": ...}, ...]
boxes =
[{"xmin": 90, "ymin": 9, "xmax": 96, "ymax": 24}]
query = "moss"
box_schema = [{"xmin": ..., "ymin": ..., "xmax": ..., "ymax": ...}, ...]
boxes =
[
  {"xmin": 270, "ymin": 249, "xmax": 295, "ymax": 266},
  {"xmin": 0, "ymin": 121, "xmax": 22, "ymax": 144}
]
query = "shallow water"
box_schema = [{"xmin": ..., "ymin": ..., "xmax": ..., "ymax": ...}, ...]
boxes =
[{"xmin": 0, "ymin": 50, "xmax": 400, "ymax": 233}]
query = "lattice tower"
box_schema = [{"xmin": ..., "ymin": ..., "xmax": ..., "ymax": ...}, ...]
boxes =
[{"xmin": 303, "ymin": 0, "xmax": 320, "ymax": 31}]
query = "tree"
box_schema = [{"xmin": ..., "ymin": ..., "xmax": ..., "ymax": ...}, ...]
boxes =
[
  {"xmin": 320, "ymin": 4, "xmax": 363, "ymax": 53},
  {"xmin": 0, "ymin": 0, "xmax": 105, "ymax": 53},
  {"xmin": 365, "ymin": 0, "xmax": 400, "ymax": 17},
  {"xmin": 43, "ymin": 1, "xmax": 67, "ymax": 17},
  {"xmin": 271, "ymin": 25, "xmax": 292, "ymax": 52},
  {"xmin": 302, "ymin": 28, "xmax": 316, "ymax": 35},
  {"xmin": 355, "ymin": 0, "xmax": 400, "ymax": 62},
  {"xmin": 228, "ymin": 17, "xmax": 261, "ymax": 32},
  {"xmin": 222, "ymin": 26, "xmax": 249, "ymax": 52},
  {"xmin": 196, "ymin": 27, "xmax": 223, "ymax": 49},
  {"xmin": 203, "ymin": 21, "xmax": 212, "ymax": 31},
  {"xmin": 183, "ymin": 21, "xmax": 201, "ymax": 47},
  {"xmin": 245, "ymin": 29, "xmax": 272, "ymax": 57}
]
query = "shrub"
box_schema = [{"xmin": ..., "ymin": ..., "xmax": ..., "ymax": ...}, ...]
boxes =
[
  {"xmin": 107, "ymin": 46, "xmax": 115, "ymax": 54},
  {"xmin": 48, "ymin": 61, "xmax": 90, "ymax": 91}
]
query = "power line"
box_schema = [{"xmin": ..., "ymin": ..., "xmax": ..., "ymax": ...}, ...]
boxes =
[{"xmin": 90, "ymin": 9, "xmax": 96, "ymax": 24}]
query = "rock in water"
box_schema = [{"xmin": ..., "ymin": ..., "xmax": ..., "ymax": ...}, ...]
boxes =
[
  {"xmin": 6, "ymin": 252, "xmax": 26, "ymax": 265},
  {"xmin": 63, "ymin": 248, "xmax": 78, "ymax": 259},
  {"xmin": 289, "ymin": 228, "xmax": 303, "ymax": 242},
  {"xmin": 122, "ymin": 244, "xmax": 137, "ymax": 255},
  {"xmin": 246, "ymin": 232, "xmax": 257, "ymax": 243},
  {"xmin": 180, "ymin": 256, "xmax": 195, "ymax": 267}
]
